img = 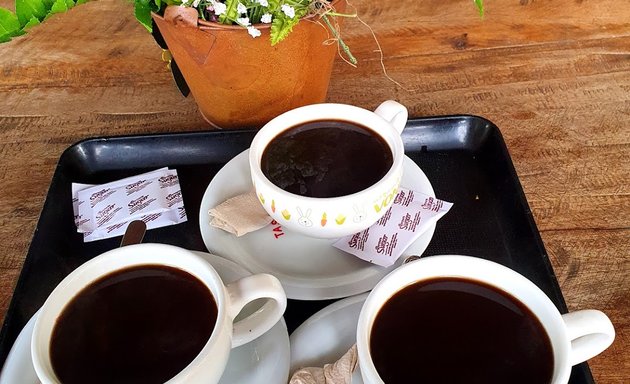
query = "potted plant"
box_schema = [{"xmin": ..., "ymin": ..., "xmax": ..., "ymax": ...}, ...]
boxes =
[
  {"xmin": 0, "ymin": 0, "xmax": 484, "ymax": 128},
  {"xmin": 149, "ymin": 0, "xmax": 351, "ymax": 128}
]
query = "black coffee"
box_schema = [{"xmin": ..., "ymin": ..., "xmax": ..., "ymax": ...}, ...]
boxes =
[
  {"xmin": 261, "ymin": 120, "xmax": 393, "ymax": 198},
  {"xmin": 50, "ymin": 265, "xmax": 217, "ymax": 384},
  {"xmin": 370, "ymin": 277, "xmax": 554, "ymax": 384}
]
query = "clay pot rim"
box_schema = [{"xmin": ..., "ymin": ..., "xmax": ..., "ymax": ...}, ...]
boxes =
[{"xmin": 153, "ymin": 0, "xmax": 342, "ymax": 31}]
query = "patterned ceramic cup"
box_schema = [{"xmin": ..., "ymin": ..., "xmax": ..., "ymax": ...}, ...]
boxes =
[{"xmin": 249, "ymin": 100, "xmax": 408, "ymax": 239}]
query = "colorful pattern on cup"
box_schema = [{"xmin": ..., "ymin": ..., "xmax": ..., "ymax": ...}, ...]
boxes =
[
  {"xmin": 259, "ymin": 181, "xmax": 401, "ymax": 228},
  {"xmin": 249, "ymin": 101, "xmax": 408, "ymax": 239}
]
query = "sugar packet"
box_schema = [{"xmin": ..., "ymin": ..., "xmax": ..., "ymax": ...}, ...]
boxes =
[
  {"xmin": 72, "ymin": 168, "xmax": 187, "ymax": 242},
  {"xmin": 333, "ymin": 188, "xmax": 453, "ymax": 267}
]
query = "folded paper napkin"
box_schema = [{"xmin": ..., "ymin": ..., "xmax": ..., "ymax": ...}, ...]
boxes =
[
  {"xmin": 290, "ymin": 345, "xmax": 358, "ymax": 384},
  {"xmin": 208, "ymin": 190, "xmax": 271, "ymax": 236},
  {"xmin": 208, "ymin": 188, "xmax": 453, "ymax": 267}
]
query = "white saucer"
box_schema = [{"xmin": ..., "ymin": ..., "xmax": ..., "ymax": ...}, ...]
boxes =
[
  {"xmin": 290, "ymin": 293, "xmax": 369, "ymax": 383},
  {"xmin": 199, "ymin": 150, "xmax": 436, "ymax": 300},
  {"xmin": 0, "ymin": 252, "xmax": 290, "ymax": 384}
]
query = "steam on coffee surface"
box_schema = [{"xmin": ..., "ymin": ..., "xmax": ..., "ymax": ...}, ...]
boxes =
[{"xmin": 261, "ymin": 120, "xmax": 393, "ymax": 198}]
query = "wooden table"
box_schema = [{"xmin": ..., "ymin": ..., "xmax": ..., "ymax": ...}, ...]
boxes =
[{"xmin": 0, "ymin": 0, "xmax": 628, "ymax": 381}]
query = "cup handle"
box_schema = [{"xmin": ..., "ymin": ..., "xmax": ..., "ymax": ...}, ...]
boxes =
[
  {"xmin": 562, "ymin": 309, "xmax": 615, "ymax": 366},
  {"xmin": 225, "ymin": 273, "xmax": 287, "ymax": 348},
  {"xmin": 374, "ymin": 100, "xmax": 408, "ymax": 134}
]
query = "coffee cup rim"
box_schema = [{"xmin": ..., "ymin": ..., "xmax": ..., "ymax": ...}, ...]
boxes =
[
  {"xmin": 249, "ymin": 103, "xmax": 405, "ymax": 203},
  {"xmin": 30, "ymin": 243, "xmax": 227, "ymax": 384},
  {"xmin": 356, "ymin": 255, "xmax": 572, "ymax": 384}
]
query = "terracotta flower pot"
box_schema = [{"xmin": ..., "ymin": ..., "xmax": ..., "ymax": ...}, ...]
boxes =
[{"xmin": 152, "ymin": 1, "xmax": 347, "ymax": 129}]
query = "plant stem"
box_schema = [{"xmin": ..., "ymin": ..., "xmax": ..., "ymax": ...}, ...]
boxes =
[
  {"xmin": 324, "ymin": 11, "xmax": 356, "ymax": 17},
  {"xmin": 321, "ymin": 14, "xmax": 357, "ymax": 65}
]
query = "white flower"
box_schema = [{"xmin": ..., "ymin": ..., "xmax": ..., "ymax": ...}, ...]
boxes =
[
  {"xmin": 237, "ymin": 17, "xmax": 250, "ymax": 26},
  {"xmin": 237, "ymin": 2, "xmax": 247, "ymax": 14},
  {"xmin": 256, "ymin": 0, "xmax": 268, "ymax": 6},
  {"xmin": 281, "ymin": 4, "xmax": 295, "ymax": 18},
  {"xmin": 192, "ymin": 0, "xmax": 201, "ymax": 7},
  {"xmin": 247, "ymin": 26, "xmax": 261, "ymax": 38},
  {"xmin": 213, "ymin": 1, "xmax": 227, "ymax": 15},
  {"xmin": 260, "ymin": 13, "xmax": 272, "ymax": 23}
]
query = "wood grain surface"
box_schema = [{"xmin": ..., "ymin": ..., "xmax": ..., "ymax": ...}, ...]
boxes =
[{"xmin": 0, "ymin": 0, "xmax": 628, "ymax": 381}]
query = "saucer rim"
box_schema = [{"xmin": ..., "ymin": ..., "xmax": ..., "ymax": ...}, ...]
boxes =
[
  {"xmin": 289, "ymin": 293, "xmax": 369, "ymax": 383},
  {"xmin": 0, "ymin": 251, "xmax": 291, "ymax": 384},
  {"xmin": 198, "ymin": 149, "xmax": 436, "ymax": 300}
]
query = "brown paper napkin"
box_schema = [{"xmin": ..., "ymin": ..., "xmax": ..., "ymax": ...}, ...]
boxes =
[
  {"xmin": 290, "ymin": 345, "xmax": 358, "ymax": 384},
  {"xmin": 208, "ymin": 190, "xmax": 271, "ymax": 236}
]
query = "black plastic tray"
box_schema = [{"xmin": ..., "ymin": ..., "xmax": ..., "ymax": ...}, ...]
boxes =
[{"xmin": 0, "ymin": 116, "xmax": 594, "ymax": 383}]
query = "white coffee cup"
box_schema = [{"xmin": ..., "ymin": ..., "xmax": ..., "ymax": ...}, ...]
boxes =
[
  {"xmin": 31, "ymin": 243, "xmax": 287, "ymax": 384},
  {"xmin": 249, "ymin": 100, "xmax": 408, "ymax": 239},
  {"xmin": 357, "ymin": 255, "xmax": 615, "ymax": 384}
]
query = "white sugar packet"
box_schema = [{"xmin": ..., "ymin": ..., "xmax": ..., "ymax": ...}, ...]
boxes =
[
  {"xmin": 72, "ymin": 168, "xmax": 168, "ymax": 230},
  {"xmin": 333, "ymin": 188, "xmax": 453, "ymax": 267},
  {"xmin": 72, "ymin": 168, "xmax": 187, "ymax": 242}
]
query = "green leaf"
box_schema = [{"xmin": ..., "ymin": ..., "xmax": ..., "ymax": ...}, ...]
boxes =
[
  {"xmin": 23, "ymin": 15, "xmax": 40, "ymax": 29},
  {"xmin": 0, "ymin": 8, "xmax": 20, "ymax": 38},
  {"xmin": 267, "ymin": 0, "xmax": 280, "ymax": 10},
  {"xmin": 219, "ymin": 0, "xmax": 239, "ymax": 24},
  {"xmin": 15, "ymin": 0, "xmax": 47, "ymax": 26},
  {"xmin": 48, "ymin": 0, "xmax": 68, "ymax": 16},
  {"xmin": 155, "ymin": 0, "xmax": 161, "ymax": 10},
  {"xmin": 283, "ymin": 0, "xmax": 310, "ymax": 18},
  {"xmin": 249, "ymin": 4, "xmax": 263, "ymax": 24},
  {"xmin": 65, "ymin": 0, "xmax": 75, "ymax": 9},
  {"xmin": 134, "ymin": 0, "xmax": 152, "ymax": 32},
  {"xmin": 473, "ymin": 0, "xmax": 484, "ymax": 18},
  {"xmin": 75, "ymin": 0, "xmax": 88, "ymax": 4},
  {"xmin": 0, "ymin": 34, "xmax": 11, "ymax": 42},
  {"xmin": 270, "ymin": 13, "xmax": 299, "ymax": 45},
  {"xmin": 295, "ymin": 6, "xmax": 308, "ymax": 19},
  {"xmin": 284, "ymin": 0, "xmax": 309, "ymax": 8}
]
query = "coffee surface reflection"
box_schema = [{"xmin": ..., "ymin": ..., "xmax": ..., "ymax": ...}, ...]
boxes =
[
  {"xmin": 261, "ymin": 120, "xmax": 393, "ymax": 198},
  {"xmin": 370, "ymin": 277, "xmax": 554, "ymax": 384},
  {"xmin": 50, "ymin": 265, "xmax": 217, "ymax": 384}
]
